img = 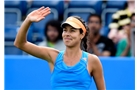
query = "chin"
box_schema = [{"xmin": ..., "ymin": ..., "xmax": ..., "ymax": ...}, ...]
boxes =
[
  {"xmin": 64, "ymin": 43, "xmax": 72, "ymax": 47},
  {"xmin": 64, "ymin": 42, "xmax": 74, "ymax": 48}
]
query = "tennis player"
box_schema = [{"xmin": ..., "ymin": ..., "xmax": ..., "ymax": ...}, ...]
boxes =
[{"xmin": 14, "ymin": 6, "xmax": 106, "ymax": 90}]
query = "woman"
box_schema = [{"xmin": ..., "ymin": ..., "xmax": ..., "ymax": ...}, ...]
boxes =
[{"xmin": 14, "ymin": 6, "xmax": 106, "ymax": 90}]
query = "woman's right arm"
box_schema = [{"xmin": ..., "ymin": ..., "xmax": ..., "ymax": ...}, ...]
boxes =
[{"xmin": 14, "ymin": 6, "xmax": 59, "ymax": 63}]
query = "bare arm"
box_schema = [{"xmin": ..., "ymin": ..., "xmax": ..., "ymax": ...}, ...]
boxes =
[
  {"xmin": 89, "ymin": 54, "xmax": 106, "ymax": 90},
  {"xmin": 14, "ymin": 7, "xmax": 58, "ymax": 63}
]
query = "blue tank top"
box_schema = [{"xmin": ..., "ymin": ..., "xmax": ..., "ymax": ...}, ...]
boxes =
[{"xmin": 51, "ymin": 51, "xmax": 92, "ymax": 90}]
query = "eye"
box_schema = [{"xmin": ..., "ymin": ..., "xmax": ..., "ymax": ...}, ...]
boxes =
[{"xmin": 71, "ymin": 29, "xmax": 76, "ymax": 32}]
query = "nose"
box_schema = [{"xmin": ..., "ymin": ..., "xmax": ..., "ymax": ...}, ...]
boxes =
[{"xmin": 64, "ymin": 31, "xmax": 71, "ymax": 36}]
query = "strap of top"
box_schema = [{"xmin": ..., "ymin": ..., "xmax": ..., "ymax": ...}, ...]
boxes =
[
  {"xmin": 81, "ymin": 51, "xmax": 89, "ymax": 65},
  {"xmin": 54, "ymin": 50, "xmax": 89, "ymax": 65}
]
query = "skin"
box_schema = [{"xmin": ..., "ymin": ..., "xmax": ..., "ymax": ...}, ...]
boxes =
[
  {"xmin": 88, "ymin": 16, "xmax": 111, "ymax": 56},
  {"xmin": 14, "ymin": 6, "xmax": 106, "ymax": 90}
]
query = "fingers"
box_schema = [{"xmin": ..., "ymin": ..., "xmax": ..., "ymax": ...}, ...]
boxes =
[
  {"xmin": 40, "ymin": 7, "xmax": 51, "ymax": 14},
  {"xmin": 42, "ymin": 10, "xmax": 51, "ymax": 17},
  {"xmin": 35, "ymin": 6, "xmax": 51, "ymax": 21},
  {"xmin": 40, "ymin": 7, "xmax": 51, "ymax": 17},
  {"xmin": 37, "ymin": 6, "xmax": 50, "ymax": 13},
  {"xmin": 42, "ymin": 11, "xmax": 51, "ymax": 17},
  {"xmin": 37, "ymin": 6, "xmax": 45, "ymax": 11}
]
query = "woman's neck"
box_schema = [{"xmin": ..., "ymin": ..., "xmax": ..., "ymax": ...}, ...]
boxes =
[{"xmin": 65, "ymin": 45, "xmax": 82, "ymax": 58}]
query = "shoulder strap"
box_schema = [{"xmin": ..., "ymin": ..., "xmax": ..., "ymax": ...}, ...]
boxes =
[{"xmin": 81, "ymin": 51, "xmax": 88, "ymax": 65}]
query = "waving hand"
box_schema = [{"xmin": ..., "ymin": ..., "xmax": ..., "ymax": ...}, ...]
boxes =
[{"xmin": 27, "ymin": 6, "xmax": 51, "ymax": 22}]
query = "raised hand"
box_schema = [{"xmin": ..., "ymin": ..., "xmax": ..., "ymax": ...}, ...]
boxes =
[{"xmin": 27, "ymin": 6, "xmax": 51, "ymax": 22}]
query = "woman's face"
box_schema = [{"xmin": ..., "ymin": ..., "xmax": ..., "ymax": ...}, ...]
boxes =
[{"xmin": 62, "ymin": 25, "xmax": 84, "ymax": 47}]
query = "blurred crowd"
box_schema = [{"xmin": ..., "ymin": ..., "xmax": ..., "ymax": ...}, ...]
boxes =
[
  {"xmin": 37, "ymin": 0, "xmax": 135, "ymax": 57},
  {"xmin": 5, "ymin": 0, "xmax": 135, "ymax": 57}
]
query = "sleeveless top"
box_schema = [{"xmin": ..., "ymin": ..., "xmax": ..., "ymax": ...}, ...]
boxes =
[{"xmin": 51, "ymin": 51, "xmax": 92, "ymax": 90}]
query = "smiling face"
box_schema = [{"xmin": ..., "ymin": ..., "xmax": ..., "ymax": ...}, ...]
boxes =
[{"xmin": 62, "ymin": 25, "xmax": 84, "ymax": 48}]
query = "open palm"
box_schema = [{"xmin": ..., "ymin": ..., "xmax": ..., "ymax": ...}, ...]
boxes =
[{"xmin": 27, "ymin": 6, "xmax": 51, "ymax": 22}]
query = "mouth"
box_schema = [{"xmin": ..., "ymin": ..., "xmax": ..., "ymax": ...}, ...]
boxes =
[{"xmin": 64, "ymin": 38, "xmax": 72, "ymax": 41}]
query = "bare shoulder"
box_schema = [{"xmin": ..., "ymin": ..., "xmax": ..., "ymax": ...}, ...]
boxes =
[
  {"xmin": 88, "ymin": 53, "xmax": 100, "ymax": 64},
  {"xmin": 87, "ymin": 53, "xmax": 106, "ymax": 90},
  {"xmin": 87, "ymin": 53, "xmax": 102, "ymax": 71}
]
